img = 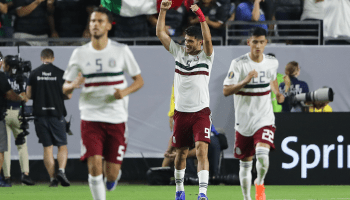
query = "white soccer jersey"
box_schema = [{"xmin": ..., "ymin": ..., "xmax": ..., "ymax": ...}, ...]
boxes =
[
  {"xmin": 223, "ymin": 53, "xmax": 278, "ymax": 136},
  {"xmin": 63, "ymin": 39, "xmax": 141, "ymax": 124},
  {"xmin": 169, "ymin": 40, "xmax": 214, "ymax": 112}
]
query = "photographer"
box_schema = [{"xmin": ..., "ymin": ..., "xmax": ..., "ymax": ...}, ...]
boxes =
[
  {"xmin": 1, "ymin": 55, "xmax": 34, "ymax": 186},
  {"xmin": 279, "ymin": 61, "xmax": 310, "ymax": 112},
  {"xmin": 0, "ymin": 52, "xmax": 25, "ymax": 187},
  {"xmin": 26, "ymin": 48, "xmax": 70, "ymax": 187}
]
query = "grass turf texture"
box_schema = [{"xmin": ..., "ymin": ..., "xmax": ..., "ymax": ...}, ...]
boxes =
[{"xmin": 0, "ymin": 184, "xmax": 349, "ymax": 200}]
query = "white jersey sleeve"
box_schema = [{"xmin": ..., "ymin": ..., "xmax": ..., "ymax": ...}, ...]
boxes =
[
  {"xmin": 223, "ymin": 59, "xmax": 241, "ymax": 86},
  {"xmin": 63, "ymin": 48, "xmax": 82, "ymax": 81},
  {"xmin": 169, "ymin": 40, "xmax": 184, "ymax": 58},
  {"xmin": 123, "ymin": 46, "xmax": 141, "ymax": 77}
]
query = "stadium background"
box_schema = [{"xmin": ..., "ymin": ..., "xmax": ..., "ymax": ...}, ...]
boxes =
[{"xmin": 1, "ymin": 45, "xmax": 349, "ymax": 185}]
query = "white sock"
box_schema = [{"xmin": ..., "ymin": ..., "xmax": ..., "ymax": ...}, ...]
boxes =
[
  {"xmin": 239, "ymin": 160, "xmax": 253, "ymax": 200},
  {"xmin": 59, "ymin": 168, "xmax": 65, "ymax": 173},
  {"xmin": 175, "ymin": 168, "xmax": 185, "ymax": 192},
  {"xmin": 255, "ymin": 147, "xmax": 270, "ymax": 185},
  {"xmin": 50, "ymin": 177, "xmax": 55, "ymax": 182},
  {"xmin": 88, "ymin": 174, "xmax": 106, "ymax": 200},
  {"xmin": 198, "ymin": 170, "xmax": 209, "ymax": 195}
]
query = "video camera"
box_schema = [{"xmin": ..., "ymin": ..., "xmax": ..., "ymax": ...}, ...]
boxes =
[
  {"xmin": 6, "ymin": 54, "xmax": 32, "ymax": 145},
  {"xmin": 6, "ymin": 55, "xmax": 31, "ymax": 82}
]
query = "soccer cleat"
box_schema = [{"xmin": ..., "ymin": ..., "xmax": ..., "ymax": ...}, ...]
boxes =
[
  {"xmin": 105, "ymin": 170, "xmax": 122, "ymax": 192},
  {"xmin": 254, "ymin": 179, "xmax": 266, "ymax": 200},
  {"xmin": 57, "ymin": 170, "xmax": 70, "ymax": 187},
  {"xmin": 175, "ymin": 191, "xmax": 185, "ymax": 200},
  {"xmin": 49, "ymin": 179, "xmax": 59, "ymax": 187},
  {"xmin": 197, "ymin": 193, "xmax": 208, "ymax": 200},
  {"xmin": 0, "ymin": 177, "xmax": 11, "ymax": 187},
  {"xmin": 21, "ymin": 173, "xmax": 35, "ymax": 186}
]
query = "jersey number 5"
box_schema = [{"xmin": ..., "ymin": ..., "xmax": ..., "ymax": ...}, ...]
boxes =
[
  {"xmin": 262, "ymin": 129, "xmax": 274, "ymax": 143},
  {"xmin": 116, "ymin": 145, "xmax": 125, "ymax": 161},
  {"xmin": 96, "ymin": 59, "xmax": 103, "ymax": 72}
]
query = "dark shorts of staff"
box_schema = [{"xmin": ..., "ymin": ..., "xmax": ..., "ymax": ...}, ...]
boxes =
[{"xmin": 34, "ymin": 116, "xmax": 67, "ymax": 147}]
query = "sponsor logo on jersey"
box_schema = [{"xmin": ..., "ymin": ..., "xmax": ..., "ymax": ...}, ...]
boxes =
[{"xmin": 228, "ymin": 71, "xmax": 234, "ymax": 79}]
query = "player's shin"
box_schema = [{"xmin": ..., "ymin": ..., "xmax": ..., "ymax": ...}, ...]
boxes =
[
  {"xmin": 88, "ymin": 174, "xmax": 106, "ymax": 200},
  {"xmin": 239, "ymin": 160, "xmax": 253, "ymax": 200},
  {"xmin": 198, "ymin": 170, "xmax": 209, "ymax": 195},
  {"xmin": 175, "ymin": 168, "xmax": 185, "ymax": 192},
  {"xmin": 255, "ymin": 147, "xmax": 270, "ymax": 185}
]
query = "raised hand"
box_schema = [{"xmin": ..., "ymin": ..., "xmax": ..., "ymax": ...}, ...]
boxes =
[
  {"xmin": 190, "ymin": 4, "xmax": 199, "ymax": 12},
  {"xmin": 161, "ymin": 0, "xmax": 172, "ymax": 11}
]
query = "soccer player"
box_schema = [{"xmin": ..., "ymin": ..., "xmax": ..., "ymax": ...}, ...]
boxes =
[
  {"xmin": 62, "ymin": 7, "xmax": 144, "ymax": 200},
  {"xmin": 223, "ymin": 27, "xmax": 284, "ymax": 200},
  {"xmin": 156, "ymin": 1, "xmax": 214, "ymax": 200}
]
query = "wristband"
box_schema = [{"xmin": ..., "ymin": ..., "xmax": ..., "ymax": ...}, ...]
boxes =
[{"xmin": 195, "ymin": 8, "xmax": 205, "ymax": 22}]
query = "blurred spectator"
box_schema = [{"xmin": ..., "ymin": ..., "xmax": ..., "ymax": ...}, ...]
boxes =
[
  {"xmin": 188, "ymin": 0, "xmax": 229, "ymax": 44},
  {"xmin": 0, "ymin": 0, "xmax": 8, "ymax": 15},
  {"xmin": 300, "ymin": 0, "xmax": 324, "ymax": 45},
  {"xmin": 148, "ymin": 5, "xmax": 186, "ymax": 37},
  {"xmin": 0, "ymin": 0, "xmax": 10, "ymax": 45},
  {"xmin": 323, "ymin": 0, "xmax": 350, "ymax": 45},
  {"xmin": 235, "ymin": 0, "xmax": 268, "ymax": 36},
  {"xmin": 279, "ymin": 61, "xmax": 310, "ymax": 112},
  {"xmin": 226, "ymin": 1, "xmax": 238, "ymax": 45},
  {"xmin": 112, "ymin": 14, "xmax": 149, "ymax": 44},
  {"xmin": 13, "ymin": 0, "xmax": 57, "ymax": 46},
  {"xmin": 273, "ymin": 0, "xmax": 302, "ymax": 44},
  {"xmin": 54, "ymin": 0, "xmax": 99, "ymax": 39}
]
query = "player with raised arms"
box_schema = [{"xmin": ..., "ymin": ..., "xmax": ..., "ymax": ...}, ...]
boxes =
[
  {"xmin": 62, "ymin": 7, "xmax": 144, "ymax": 200},
  {"xmin": 156, "ymin": 0, "xmax": 214, "ymax": 199},
  {"xmin": 223, "ymin": 27, "xmax": 284, "ymax": 200}
]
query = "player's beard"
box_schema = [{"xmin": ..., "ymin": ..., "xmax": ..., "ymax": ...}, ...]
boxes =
[{"xmin": 92, "ymin": 33, "xmax": 104, "ymax": 40}]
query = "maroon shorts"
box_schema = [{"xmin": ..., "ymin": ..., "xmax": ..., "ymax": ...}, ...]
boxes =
[
  {"xmin": 234, "ymin": 125, "xmax": 276, "ymax": 160},
  {"xmin": 172, "ymin": 107, "xmax": 211, "ymax": 148},
  {"xmin": 80, "ymin": 120, "xmax": 127, "ymax": 164}
]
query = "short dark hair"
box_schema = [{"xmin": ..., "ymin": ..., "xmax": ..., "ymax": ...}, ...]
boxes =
[
  {"xmin": 93, "ymin": 7, "xmax": 114, "ymax": 24},
  {"xmin": 185, "ymin": 26, "xmax": 203, "ymax": 40},
  {"xmin": 41, "ymin": 48, "xmax": 54, "ymax": 59},
  {"xmin": 250, "ymin": 27, "xmax": 267, "ymax": 37}
]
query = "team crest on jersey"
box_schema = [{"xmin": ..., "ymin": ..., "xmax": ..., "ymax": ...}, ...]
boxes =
[
  {"xmin": 194, "ymin": 56, "xmax": 199, "ymax": 61},
  {"xmin": 186, "ymin": 60, "xmax": 192, "ymax": 66},
  {"xmin": 228, "ymin": 71, "xmax": 234, "ymax": 79},
  {"xmin": 235, "ymin": 147, "xmax": 241, "ymax": 155},
  {"xmin": 109, "ymin": 58, "xmax": 116, "ymax": 68}
]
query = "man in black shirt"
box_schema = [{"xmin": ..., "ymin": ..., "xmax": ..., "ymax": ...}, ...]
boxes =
[
  {"xmin": 26, "ymin": 48, "xmax": 71, "ymax": 187},
  {"xmin": 0, "ymin": 51, "xmax": 25, "ymax": 187},
  {"xmin": 13, "ymin": 0, "xmax": 57, "ymax": 46}
]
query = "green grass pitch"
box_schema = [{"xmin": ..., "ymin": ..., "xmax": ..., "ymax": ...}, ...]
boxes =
[{"xmin": 0, "ymin": 184, "xmax": 349, "ymax": 200}]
